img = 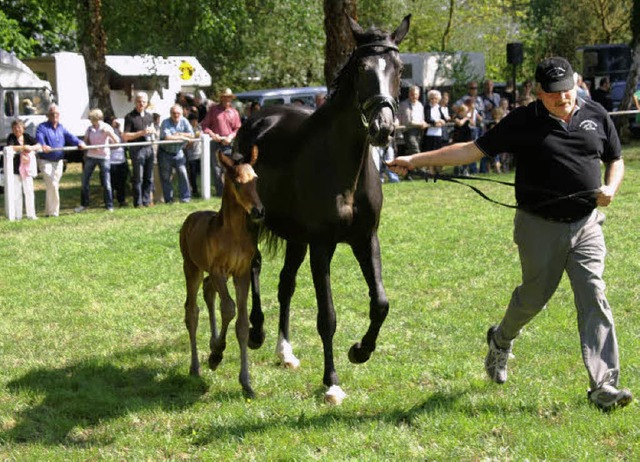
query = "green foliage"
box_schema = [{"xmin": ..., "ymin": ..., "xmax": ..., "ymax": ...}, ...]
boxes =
[
  {"xmin": 0, "ymin": 152, "xmax": 639, "ymax": 459},
  {"xmin": 0, "ymin": 0, "xmax": 635, "ymax": 91}
]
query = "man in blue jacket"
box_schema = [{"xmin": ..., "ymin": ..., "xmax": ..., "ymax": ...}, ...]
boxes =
[{"xmin": 36, "ymin": 104, "xmax": 86, "ymax": 217}]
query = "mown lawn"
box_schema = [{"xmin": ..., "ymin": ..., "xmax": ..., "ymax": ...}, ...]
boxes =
[{"xmin": 0, "ymin": 147, "xmax": 638, "ymax": 460}]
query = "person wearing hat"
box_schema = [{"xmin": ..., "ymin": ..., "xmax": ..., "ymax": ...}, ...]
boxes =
[
  {"xmin": 388, "ymin": 56, "xmax": 631, "ymax": 411},
  {"xmin": 201, "ymin": 88, "xmax": 242, "ymax": 196}
]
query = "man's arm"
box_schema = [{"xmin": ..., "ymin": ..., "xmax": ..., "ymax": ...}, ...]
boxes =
[
  {"xmin": 387, "ymin": 141, "xmax": 485, "ymax": 176},
  {"xmin": 597, "ymin": 158, "xmax": 624, "ymax": 207}
]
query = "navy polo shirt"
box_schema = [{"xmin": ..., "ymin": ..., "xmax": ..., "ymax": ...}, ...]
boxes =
[{"xmin": 475, "ymin": 98, "xmax": 621, "ymax": 221}]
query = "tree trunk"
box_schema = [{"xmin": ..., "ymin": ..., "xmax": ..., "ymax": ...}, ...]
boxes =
[
  {"xmin": 323, "ymin": 0, "xmax": 358, "ymax": 88},
  {"xmin": 78, "ymin": 0, "xmax": 114, "ymax": 119}
]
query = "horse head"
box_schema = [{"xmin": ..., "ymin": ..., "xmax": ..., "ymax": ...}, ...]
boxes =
[
  {"xmin": 218, "ymin": 146, "xmax": 265, "ymax": 223},
  {"xmin": 348, "ymin": 14, "xmax": 410, "ymax": 147}
]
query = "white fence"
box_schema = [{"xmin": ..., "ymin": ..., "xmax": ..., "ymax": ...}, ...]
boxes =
[{"xmin": 3, "ymin": 134, "xmax": 213, "ymax": 221}]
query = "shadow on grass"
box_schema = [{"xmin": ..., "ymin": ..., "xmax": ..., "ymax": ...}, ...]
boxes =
[
  {"xmin": 184, "ymin": 385, "xmax": 541, "ymax": 446},
  {"xmin": 2, "ymin": 342, "xmax": 208, "ymax": 446}
]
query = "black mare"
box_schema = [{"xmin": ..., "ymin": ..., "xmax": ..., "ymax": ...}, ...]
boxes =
[{"xmin": 239, "ymin": 15, "xmax": 411, "ymax": 404}]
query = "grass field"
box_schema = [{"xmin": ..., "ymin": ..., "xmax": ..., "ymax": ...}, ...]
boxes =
[{"xmin": 0, "ymin": 147, "xmax": 639, "ymax": 460}]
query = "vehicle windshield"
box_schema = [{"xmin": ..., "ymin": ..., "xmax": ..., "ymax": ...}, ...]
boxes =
[{"xmin": 4, "ymin": 87, "xmax": 53, "ymax": 117}]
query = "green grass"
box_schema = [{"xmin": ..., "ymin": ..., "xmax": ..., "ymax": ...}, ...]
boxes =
[{"xmin": 1, "ymin": 149, "xmax": 639, "ymax": 460}]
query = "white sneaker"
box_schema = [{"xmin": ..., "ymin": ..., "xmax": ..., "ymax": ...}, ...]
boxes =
[{"xmin": 74, "ymin": 206, "xmax": 87, "ymax": 213}]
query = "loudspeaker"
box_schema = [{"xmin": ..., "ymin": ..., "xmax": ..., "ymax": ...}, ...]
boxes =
[{"xmin": 507, "ymin": 42, "xmax": 523, "ymax": 65}]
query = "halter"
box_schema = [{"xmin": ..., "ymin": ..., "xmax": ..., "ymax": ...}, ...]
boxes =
[{"xmin": 352, "ymin": 42, "xmax": 400, "ymax": 129}]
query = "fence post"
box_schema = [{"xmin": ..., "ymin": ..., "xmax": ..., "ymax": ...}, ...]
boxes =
[
  {"xmin": 3, "ymin": 147, "xmax": 16, "ymax": 221},
  {"xmin": 200, "ymin": 134, "xmax": 211, "ymax": 200}
]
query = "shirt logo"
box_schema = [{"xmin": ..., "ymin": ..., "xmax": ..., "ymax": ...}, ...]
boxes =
[{"xmin": 579, "ymin": 120, "xmax": 598, "ymax": 131}]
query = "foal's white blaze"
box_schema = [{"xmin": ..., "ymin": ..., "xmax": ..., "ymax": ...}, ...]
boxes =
[
  {"xmin": 276, "ymin": 332, "xmax": 300, "ymax": 369},
  {"xmin": 378, "ymin": 58, "xmax": 387, "ymax": 71},
  {"xmin": 324, "ymin": 385, "xmax": 347, "ymax": 405}
]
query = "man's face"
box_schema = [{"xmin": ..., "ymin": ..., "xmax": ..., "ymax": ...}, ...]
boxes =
[
  {"xmin": 135, "ymin": 97, "xmax": 148, "ymax": 112},
  {"xmin": 468, "ymin": 83, "xmax": 478, "ymax": 94},
  {"xmin": 47, "ymin": 107, "xmax": 60, "ymax": 125},
  {"xmin": 538, "ymin": 87, "xmax": 577, "ymax": 120},
  {"xmin": 221, "ymin": 95, "xmax": 233, "ymax": 108},
  {"xmin": 170, "ymin": 107, "xmax": 182, "ymax": 122},
  {"xmin": 409, "ymin": 89, "xmax": 419, "ymax": 102}
]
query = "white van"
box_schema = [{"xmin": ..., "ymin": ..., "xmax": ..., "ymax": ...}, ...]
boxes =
[{"xmin": 235, "ymin": 86, "xmax": 327, "ymax": 109}]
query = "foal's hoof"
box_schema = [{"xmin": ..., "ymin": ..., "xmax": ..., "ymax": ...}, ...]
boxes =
[
  {"xmin": 348, "ymin": 342, "xmax": 372, "ymax": 364},
  {"xmin": 189, "ymin": 365, "xmax": 201, "ymax": 377},
  {"xmin": 208, "ymin": 352, "xmax": 223, "ymax": 370},
  {"xmin": 243, "ymin": 386, "xmax": 256, "ymax": 400},
  {"xmin": 248, "ymin": 326, "xmax": 265, "ymax": 350},
  {"xmin": 324, "ymin": 385, "xmax": 347, "ymax": 405}
]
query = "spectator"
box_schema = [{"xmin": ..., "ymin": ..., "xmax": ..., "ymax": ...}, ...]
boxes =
[
  {"xmin": 201, "ymin": 88, "xmax": 242, "ymax": 196},
  {"xmin": 315, "ymin": 92, "xmax": 327, "ymax": 108},
  {"xmin": 6, "ymin": 119, "xmax": 40, "ymax": 220},
  {"xmin": 158, "ymin": 104, "xmax": 194, "ymax": 203},
  {"xmin": 481, "ymin": 80, "xmax": 502, "ymax": 120},
  {"xmin": 440, "ymin": 91, "xmax": 452, "ymax": 144},
  {"xmin": 422, "ymin": 89, "xmax": 447, "ymax": 174},
  {"xmin": 36, "ymin": 103, "xmax": 86, "ymax": 217},
  {"xmin": 122, "ymin": 92, "xmax": 156, "ymax": 208},
  {"xmin": 455, "ymin": 81, "xmax": 485, "ymax": 121},
  {"xmin": 575, "ymin": 72, "xmax": 590, "ymax": 100},
  {"xmin": 193, "ymin": 90, "xmax": 209, "ymax": 122},
  {"xmin": 398, "ymin": 85, "xmax": 428, "ymax": 179},
  {"xmin": 591, "ymin": 77, "xmax": 613, "ymax": 112},
  {"xmin": 76, "ymin": 108, "xmax": 119, "ymax": 213},
  {"xmin": 151, "ymin": 112, "xmax": 163, "ymax": 204},
  {"xmin": 388, "ymin": 56, "xmax": 632, "ymax": 411},
  {"xmin": 451, "ymin": 104, "xmax": 473, "ymax": 176},
  {"xmin": 107, "ymin": 117, "xmax": 129, "ymax": 207},
  {"xmin": 185, "ymin": 112, "xmax": 202, "ymax": 197}
]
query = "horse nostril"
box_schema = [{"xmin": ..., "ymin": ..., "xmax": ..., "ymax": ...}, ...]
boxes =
[{"xmin": 251, "ymin": 207, "xmax": 265, "ymax": 222}]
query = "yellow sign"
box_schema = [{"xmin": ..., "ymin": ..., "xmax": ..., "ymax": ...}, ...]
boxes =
[{"xmin": 179, "ymin": 61, "xmax": 195, "ymax": 81}]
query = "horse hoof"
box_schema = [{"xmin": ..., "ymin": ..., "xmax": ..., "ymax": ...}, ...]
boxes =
[
  {"xmin": 243, "ymin": 387, "xmax": 256, "ymax": 400},
  {"xmin": 189, "ymin": 365, "xmax": 201, "ymax": 376},
  {"xmin": 208, "ymin": 352, "xmax": 223, "ymax": 370},
  {"xmin": 248, "ymin": 327, "xmax": 265, "ymax": 350},
  {"xmin": 348, "ymin": 342, "xmax": 372, "ymax": 364},
  {"xmin": 324, "ymin": 385, "xmax": 347, "ymax": 405}
]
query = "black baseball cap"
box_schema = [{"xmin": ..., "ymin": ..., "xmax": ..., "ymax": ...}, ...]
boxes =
[{"xmin": 535, "ymin": 57, "xmax": 575, "ymax": 93}]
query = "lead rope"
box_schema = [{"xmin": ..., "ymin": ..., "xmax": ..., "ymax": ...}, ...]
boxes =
[{"xmin": 424, "ymin": 172, "xmax": 599, "ymax": 211}]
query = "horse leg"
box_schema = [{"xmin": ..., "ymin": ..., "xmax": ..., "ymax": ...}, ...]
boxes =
[
  {"xmin": 276, "ymin": 241, "xmax": 307, "ymax": 369},
  {"xmin": 209, "ymin": 275, "xmax": 235, "ymax": 370},
  {"xmin": 309, "ymin": 241, "xmax": 346, "ymax": 405},
  {"xmin": 183, "ymin": 261, "xmax": 203, "ymax": 376},
  {"xmin": 203, "ymin": 275, "xmax": 218, "ymax": 339},
  {"xmin": 234, "ymin": 272, "xmax": 254, "ymax": 398},
  {"xmin": 348, "ymin": 232, "xmax": 389, "ymax": 364},
  {"xmin": 248, "ymin": 250, "xmax": 265, "ymax": 349}
]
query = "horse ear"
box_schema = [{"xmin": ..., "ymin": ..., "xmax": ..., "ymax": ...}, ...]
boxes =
[
  {"xmin": 250, "ymin": 145, "xmax": 259, "ymax": 166},
  {"xmin": 347, "ymin": 15, "xmax": 364, "ymax": 37},
  {"xmin": 391, "ymin": 14, "xmax": 411, "ymax": 45},
  {"xmin": 217, "ymin": 150, "xmax": 234, "ymax": 169}
]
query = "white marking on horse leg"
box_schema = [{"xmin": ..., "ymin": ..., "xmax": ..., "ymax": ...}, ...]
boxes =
[
  {"xmin": 324, "ymin": 385, "xmax": 347, "ymax": 405},
  {"xmin": 276, "ymin": 332, "xmax": 300, "ymax": 369}
]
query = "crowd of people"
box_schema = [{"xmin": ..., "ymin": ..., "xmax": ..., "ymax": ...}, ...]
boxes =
[
  {"xmin": 2, "ymin": 87, "xmax": 250, "ymax": 219},
  {"xmin": 0, "ymin": 70, "xmax": 624, "ymax": 218}
]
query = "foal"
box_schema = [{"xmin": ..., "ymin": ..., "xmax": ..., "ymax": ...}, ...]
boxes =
[{"xmin": 179, "ymin": 147, "xmax": 264, "ymax": 398}]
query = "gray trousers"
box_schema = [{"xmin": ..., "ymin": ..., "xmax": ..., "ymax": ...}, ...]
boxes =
[{"xmin": 493, "ymin": 209, "xmax": 620, "ymax": 389}]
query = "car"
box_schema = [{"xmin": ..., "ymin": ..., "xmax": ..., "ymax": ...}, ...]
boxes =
[
  {"xmin": 609, "ymin": 81, "xmax": 640, "ymax": 111},
  {"xmin": 235, "ymin": 86, "xmax": 328, "ymax": 109}
]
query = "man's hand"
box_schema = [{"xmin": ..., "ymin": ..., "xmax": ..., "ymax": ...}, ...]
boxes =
[
  {"xmin": 596, "ymin": 184, "xmax": 615, "ymax": 207},
  {"xmin": 386, "ymin": 157, "xmax": 413, "ymax": 176}
]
